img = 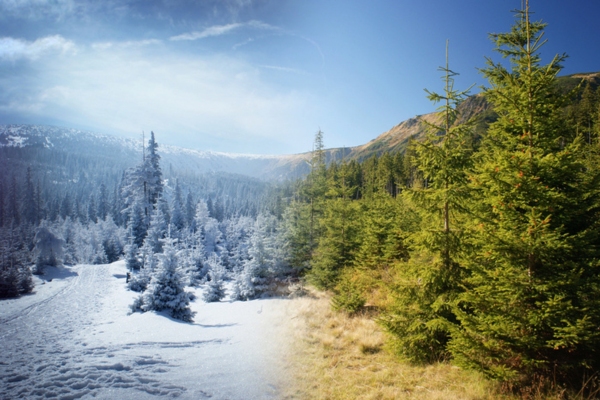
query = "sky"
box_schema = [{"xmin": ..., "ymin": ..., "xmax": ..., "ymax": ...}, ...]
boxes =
[{"xmin": 1, "ymin": 0, "xmax": 599, "ymax": 155}]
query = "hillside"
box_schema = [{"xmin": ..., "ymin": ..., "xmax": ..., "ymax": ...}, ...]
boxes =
[{"xmin": 1, "ymin": 72, "xmax": 596, "ymax": 183}]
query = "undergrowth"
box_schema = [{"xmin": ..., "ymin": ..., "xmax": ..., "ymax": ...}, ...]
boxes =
[{"xmin": 281, "ymin": 288, "xmax": 597, "ymax": 399}]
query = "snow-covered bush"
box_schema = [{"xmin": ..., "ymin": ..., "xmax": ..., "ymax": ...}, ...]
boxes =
[
  {"xmin": 0, "ymin": 227, "xmax": 34, "ymax": 298},
  {"xmin": 33, "ymin": 225, "xmax": 63, "ymax": 274},
  {"xmin": 124, "ymin": 242, "xmax": 141, "ymax": 271},
  {"xmin": 130, "ymin": 237, "xmax": 195, "ymax": 322},
  {"xmin": 203, "ymin": 255, "xmax": 226, "ymax": 302}
]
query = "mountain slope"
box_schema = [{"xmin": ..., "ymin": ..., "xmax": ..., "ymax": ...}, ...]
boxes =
[
  {"xmin": 1, "ymin": 72, "xmax": 595, "ymax": 181},
  {"xmin": 0, "ymin": 125, "xmax": 307, "ymax": 181}
]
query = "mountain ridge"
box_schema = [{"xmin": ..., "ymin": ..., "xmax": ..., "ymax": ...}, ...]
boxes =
[{"xmin": 1, "ymin": 71, "xmax": 596, "ymax": 181}]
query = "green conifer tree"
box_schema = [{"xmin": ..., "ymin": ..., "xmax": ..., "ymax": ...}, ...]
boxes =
[
  {"xmin": 310, "ymin": 160, "xmax": 360, "ymax": 289},
  {"xmin": 381, "ymin": 41, "xmax": 474, "ymax": 363},
  {"xmin": 449, "ymin": 2, "xmax": 600, "ymax": 385}
]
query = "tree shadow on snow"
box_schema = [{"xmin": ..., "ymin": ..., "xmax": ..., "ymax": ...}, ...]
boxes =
[
  {"xmin": 152, "ymin": 310, "xmax": 238, "ymax": 327},
  {"xmin": 38, "ymin": 266, "xmax": 78, "ymax": 282},
  {"xmin": 113, "ymin": 274, "xmax": 127, "ymax": 279},
  {"xmin": 193, "ymin": 323, "xmax": 238, "ymax": 328}
]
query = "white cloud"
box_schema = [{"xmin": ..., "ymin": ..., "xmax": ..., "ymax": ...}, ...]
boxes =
[
  {"xmin": 170, "ymin": 20, "xmax": 277, "ymax": 41},
  {"xmin": 0, "ymin": 35, "xmax": 75, "ymax": 60},
  {"xmin": 0, "ymin": 44, "xmax": 317, "ymax": 153},
  {"xmin": 91, "ymin": 39, "xmax": 162, "ymax": 51},
  {"xmin": 260, "ymin": 65, "xmax": 310, "ymax": 76},
  {"xmin": 0, "ymin": 0, "xmax": 76, "ymax": 19}
]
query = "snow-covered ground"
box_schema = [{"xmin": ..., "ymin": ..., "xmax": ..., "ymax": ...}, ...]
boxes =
[{"xmin": 0, "ymin": 261, "xmax": 293, "ymax": 399}]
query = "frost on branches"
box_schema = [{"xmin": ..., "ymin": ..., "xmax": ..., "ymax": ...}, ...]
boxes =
[{"xmin": 130, "ymin": 236, "xmax": 195, "ymax": 322}]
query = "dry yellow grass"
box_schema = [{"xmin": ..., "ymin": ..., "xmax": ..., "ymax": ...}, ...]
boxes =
[{"xmin": 279, "ymin": 288, "xmax": 516, "ymax": 400}]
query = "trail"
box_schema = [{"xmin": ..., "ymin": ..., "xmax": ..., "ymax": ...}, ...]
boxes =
[{"xmin": 0, "ymin": 262, "xmax": 291, "ymax": 399}]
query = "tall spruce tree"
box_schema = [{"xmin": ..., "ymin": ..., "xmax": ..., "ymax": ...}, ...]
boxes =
[
  {"xmin": 381, "ymin": 42, "xmax": 474, "ymax": 363},
  {"xmin": 449, "ymin": 2, "xmax": 600, "ymax": 385},
  {"xmin": 309, "ymin": 160, "xmax": 360, "ymax": 289}
]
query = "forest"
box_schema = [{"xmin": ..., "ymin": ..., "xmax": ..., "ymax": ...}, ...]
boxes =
[
  {"xmin": 284, "ymin": 6, "xmax": 600, "ymax": 395},
  {"xmin": 1, "ymin": 3, "xmax": 600, "ymax": 397}
]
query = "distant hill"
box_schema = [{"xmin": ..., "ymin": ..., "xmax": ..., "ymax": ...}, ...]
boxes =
[
  {"xmin": 0, "ymin": 125, "xmax": 307, "ymax": 181},
  {"xmin": 1, "ymin": 72, "xmax": 596, "ymax": 182}
]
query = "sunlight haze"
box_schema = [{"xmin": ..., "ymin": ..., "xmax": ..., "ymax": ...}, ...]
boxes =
[{"xmin": 0, "ymin": 0, "xmax": 599, "ymax": 154}]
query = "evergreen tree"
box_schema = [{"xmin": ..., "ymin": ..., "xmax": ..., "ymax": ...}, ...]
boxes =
[
  {"xmin": 170, "ymin": 180, "xmax": 185, "ymax": 235},
  {"xmin": 382, "ymin": 42, "xmax": 474, "ymax": 362},
  {"xmin": 0, "ymin": 226, "xmax": 34, "ymax": 298},
  {"xmin": 450, "ymin": 3, "xmax": 600, "ymax": 385},
  {"xmin": 9, "ymin": 176, "xmax": 20, "ymax": 226},
  {"xmin": 59, "ymin": 192, "xmax": 72, "ymax": 220},
  {"xmin": 131, "ymin": 235, "xmax": 195, "ymax": 322},
  {"xmin": 0, "ymin": 179, "xmax": 5, "ymax": 228},
  {"xmin": 33, "ymin": 225, "xmax": 64, "ymax": 274},
  {"xmin": 142, "ymin": 203, "xmax": 168, "ymax": 255},
  {"xmin": 87, "ymin": 194, "xmax": 97, "ymax": 224},
  {"xmin": 129, "ymin": 199, "xmax": 147, "ymax": 248},
  {"xmin": 203, "ymin": 255, "xmax": 226, "ymax": 302},
  {"xmin": 309, "ymin": 160, "xmax": 360, "ymax": 289},
  {"xmin": 21, "ymin": 167, "xmax": 37, "ymax": 225},
  {"xmin": 124, "ymin": 236, "xmax": 141, "ymax": 272},
  {"xmin": 97, "ymin": 183, "xmax": 108, "ymax": 221},
  {"xmin": 185, "ymin": 191, "xmax": 195, "ymax": 229},
  {"xmin": 145, "ymin": 131, "xmax": 163, "ymax": 207}
]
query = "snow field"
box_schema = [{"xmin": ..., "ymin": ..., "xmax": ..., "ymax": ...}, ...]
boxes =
[{"xmin": 0, "ymin": 261, "xmax": 293, "ymax": 399}]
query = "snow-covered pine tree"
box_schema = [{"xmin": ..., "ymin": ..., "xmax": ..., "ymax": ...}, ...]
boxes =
[
  {"xmin": 128, "ymin": 199, "xmax": 147, "ymax": 248},
  {"xmin": 33, "ymin": 225, "xmax": 63, "ymax": 274},
  {"xmin": 145, "ymin": 131, "xmax": 163, "ymax": 208},
  {"xmin": 170, "ymin": 180, "xmax": 185, "ymax": 237},
  {"xmin": 203, "ymin": 254, "xmax": 226, "ymax": 302},
  {"xmin": 203, "ymin": 218, "xmax": 224, "ymax": 258},
  {"xmin": 0, "ymin": 226, "xmax": 34, "ymax": 298},
  {"xmin": 142, "ymin": 204, "xmax": 168, "ymax": 255},
  {"xmin": 231, "ymin": 214, "xmax": 279, "ymax": 300},
  {"xmin": 131, "ymin": 234, "xmax": 195, "ymax": 322},
  {"xmin": 97, "ymin": 183, "xmax": 108, "ymax": 221},
  {"xmin": 124, "ymin": 236, "xmax": 141, "ymax": 271},
  {"xmin": 99, "ymin": 216, "xmax": 125, "ymax": 263}
]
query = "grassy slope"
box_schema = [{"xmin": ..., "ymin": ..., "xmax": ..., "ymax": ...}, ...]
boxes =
[{"xmin": 281, "ymin": 289, "xmax": 525, "ymax": 400}]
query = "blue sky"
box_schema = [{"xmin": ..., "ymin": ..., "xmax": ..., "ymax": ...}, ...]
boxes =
[{"xmin": 1, "ymin": 0, "xmax": 599, "ymax": 155}]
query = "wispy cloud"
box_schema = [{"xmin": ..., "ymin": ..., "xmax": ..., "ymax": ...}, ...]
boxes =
[
  {"xmin": 0, "ymin": 35, "xmax": 75, "ymax": 61},
  {"xmin": 0, "ymin": 0, "xmax": 73, "ymax": 16},
  {"xmin": 170, "ymin": 20, "xmax": 277, "ymax": 41},
  {"xmin": 233, "ymin": 37, "xmax": 254, "ymax": 50},
  {"xmin": 0, "ymin": 44, "xmax": 316, "ymax": 153},
  {"xmin": 91, "ymin": 39, "xmax": 162, "ymax": 51},
  {"xmin": 260, "ymin": 65, "xmax": 310, "ymax": 76}
]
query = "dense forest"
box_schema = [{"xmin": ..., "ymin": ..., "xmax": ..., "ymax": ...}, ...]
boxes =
[
  {"xmin": 2, "ymin": 2, "xmax": 600, "ymax": 396},
  {"xmin": 0, "ymin": 128, "xmax": 293, "ymax": 308},
  {"xmin": 285, "ymin": 6, "xmax": 600, "ymax": 394}
]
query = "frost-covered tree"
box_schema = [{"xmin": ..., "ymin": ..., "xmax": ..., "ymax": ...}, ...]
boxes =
[
  {"xmin": 124, "ymin": 238, "xmax": 141, "ymax": 271},
  {"xmin": 99, "ymin": 216, "xmax": 125, "ymax": 263},
  {"xmin": 203, "ymin": 218, "xmax": 224, "ymax": 258},
  {"xmin": 120, "ymin": 132, "xmax": 163, "ymax": 236},
  {"xmin": 185, "ymin": 191, "xmax": 195, "ymax": 229},
  {"xmin": 231, "ymin": 214, "xmax": 284, "ymax": 300},
  {"xmin": 97, "ymin": 183, "xmax": 108, "ymax": 221},
  {"xmin": 170, "ymin": 180, "xmax": 185, "ymax": 236},
  {"xmin": 0, "ymin": 226, "xmax": 34, "ymax": 298},
  {"xmin": 142, "ymin": 204, "xmax": 168, "ymax": 255},
  {"xmin": 33, "ymin": 225, "xmax": 63, "ymax": 274},
  {"xmin": 223, "ymin": 215, "xmax": 253, "ymax": 272},
  {"xmin": 131, "ymin": 235, "xmax": 195, "ymax": 322},
  {"xmin": 128, "ymin": 200, "xmax": 147, "ymax": 248},
  {"xmin": 21, "ymin": 167, "xmax": 37, "ymax": 225},
  {"xmin": 87, "ymin": 195, "xmax": 97, "ymax": 224},
  {"xmin": 203, "ymin": 255, "xmax": 226, "ymax": 302}
]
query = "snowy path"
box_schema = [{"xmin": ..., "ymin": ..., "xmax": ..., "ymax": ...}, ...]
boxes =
[{"xmin": 0, "ymin": 261, "xmax": 292, "ymax": 399}]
